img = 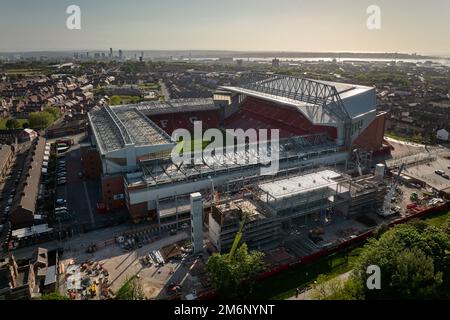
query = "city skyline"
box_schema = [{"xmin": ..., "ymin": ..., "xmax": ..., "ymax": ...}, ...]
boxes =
[{"xmin": 1, "ymin": 0, "xmax": 450, "ymax": 55}]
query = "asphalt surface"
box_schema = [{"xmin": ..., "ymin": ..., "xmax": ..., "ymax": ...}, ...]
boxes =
[{"xmin": 55, "ymin": 134, "xmax": 126, "ymax": 235}]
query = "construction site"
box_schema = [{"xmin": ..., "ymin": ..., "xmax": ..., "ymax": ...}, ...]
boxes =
[{"xmin": 52, "ymin": 74, "xmax": 450, "ymax": 300}]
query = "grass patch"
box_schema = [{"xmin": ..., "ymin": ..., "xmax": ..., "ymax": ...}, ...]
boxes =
[
  {"xmin": 115, "ymin": 275, "xmax": 137, "ymax": 300},
  {"xmin": 0, "ymin": 118, "xmax": 29, "ymax": 130},
  {"xmin": 423, "ymin": 209, "xmax": 450, "ymax": 227},
  {"xmin": 139, "ymin": 83, "xmax": 160, "ymax": 90},
  {"xmin": 4, "ymin": 68, "xmax": 47, "ymax": 75},
  {"xmin": 110, "ymin": 95, "xmax": 142, "ymax": 105},
  {"xmin": 173, "ymin": 139, "xmax": 212, "ymax": 155},
  {"xmin": 385, "ymin": 131, "xmax": 424, "ymax": 144},
  {"xmin": 251, "ymin": 246, "xmax": 363, "ymax": 300}
]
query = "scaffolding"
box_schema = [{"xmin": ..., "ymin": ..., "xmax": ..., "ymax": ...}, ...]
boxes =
[{"xmin": 136, "ymin": 133, "xmax": 340, "ymax": 187}]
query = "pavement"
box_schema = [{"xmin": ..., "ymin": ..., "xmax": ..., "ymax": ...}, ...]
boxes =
[
  {"xmin": 288, "ymin": 271, "xmax": 352, "ymax": 300},
  {"xmin": 54, "ymin": 134, "xmax": 126, "ymax": 234},
  {"xmin": 60, "ymin": 231, "xmax": 190, "ymax": 298}
]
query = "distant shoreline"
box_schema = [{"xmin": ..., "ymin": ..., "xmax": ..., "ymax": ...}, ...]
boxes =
[{"xmin": 0, "ymin": 50, "xmax": 445, "ymax": 61}]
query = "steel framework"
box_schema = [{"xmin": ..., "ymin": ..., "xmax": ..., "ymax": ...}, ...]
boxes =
[{"xmin": 240, "ymin": 73, "xmax": 351, "ymax": 123}]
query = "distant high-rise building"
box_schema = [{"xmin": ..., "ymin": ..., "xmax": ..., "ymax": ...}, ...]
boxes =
[
  {"xmin": 272, "ymin": 58, "xmax": 280, "ymax": 68},
  {"xmin": 86, "ymin": 52, "xmax": 90, "ymax": 59},
  {"xmin": 236, "ymin": 59, "xmax": 243, "ymax": 67},
  {"xmin": 109, "ymin": 48, "xmax": 113, "ymax": 58},
  {"xmin": 118, "ymin": 50, "xmax": 123, "ymax": 60}
]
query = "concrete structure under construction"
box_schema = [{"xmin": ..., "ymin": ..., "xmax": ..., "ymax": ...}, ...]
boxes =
[
  {"xmin": 208, "ymin": 169, "xmax": 387, "ymax": 252},
  {"xmin": 209, "ymin": 198, "xmax": 282, "ymax": 253}
]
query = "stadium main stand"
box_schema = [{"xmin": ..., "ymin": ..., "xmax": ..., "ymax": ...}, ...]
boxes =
[
  {"xmin": 225, "ymin": 97, "xmax": 338, "ymax": 139},
  {"xmin": 149, "ymin": 110, "xmax": 221, "ymax": 135}
]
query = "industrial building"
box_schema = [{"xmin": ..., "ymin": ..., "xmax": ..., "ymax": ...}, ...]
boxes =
[{"xmin": 86, "ymin": 74, "xmax": 388, "ymax": 226}]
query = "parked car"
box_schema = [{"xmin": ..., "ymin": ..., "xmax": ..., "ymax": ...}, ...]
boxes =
[
  {"xmin": 435, "ymin": 170, "xmax": 445, "ymax": 176},
  {"xmin": 442, "ymin": 174, "xmax": 450, "ymax": 180},
  {"xmin": 56, "ymin": 199, "xmax": 66, "ymax": 205}
]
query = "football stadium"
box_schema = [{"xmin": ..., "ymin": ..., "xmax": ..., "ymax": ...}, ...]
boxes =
[{"xmin": 86, "ymin": 73, "xmax": 389, "ymax": 240}]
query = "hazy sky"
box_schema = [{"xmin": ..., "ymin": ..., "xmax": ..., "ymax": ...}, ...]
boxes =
[{"xmin": 1, "ymin": 0, "xmax": 449, "ymax": 54}]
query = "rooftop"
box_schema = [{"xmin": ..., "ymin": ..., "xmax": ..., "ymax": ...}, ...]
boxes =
[
  {"xmin": 221, "ymin": 73, "xmax": 375, "ymax": 123},
  {"xmin": 0, "ymin": 145, "xmax": 12, "ymax": 170},
  {"xmin": 117, "ymin": 98, "xmax": 218, "ymax": 115},
  {"xmin": 88, "ymin": 105, "xmax": 173, "ymax": 154},
  {"xmin": 17, "ymin": 138, "xmax": 46, "ymax": 213},
  {"xmin": 258, "ymin": 169, "xmax": 343, "ymax": 200},
  {"xmin": 215, "ymin": 199, "xmax": 268, "ymax": 222},
  {"xmin": 11, "ymin": 224, "xmax": 53, "ymax": 239}
]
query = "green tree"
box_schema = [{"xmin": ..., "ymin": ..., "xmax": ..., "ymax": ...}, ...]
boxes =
[
  {"xmin": 28, "ymin": 111, "xmax": 54, "ymax": 129},
  {"xmin": 350, "ymin": 223, "xmax": 450, "ymax": 299},
  {"xmin": 5, "ymin": 118, "xmax": 20, "ymax": 129},
  {"xmin": 206, "ymin": 243, "xmax": 265, "ymax": 299},
  {"xmin": 44, "ymin": 106, "xmax": 60, "ymax": 119},
  {"xmin": 310, "ymin": 274, "xmax": 365, "ymax": 300}
]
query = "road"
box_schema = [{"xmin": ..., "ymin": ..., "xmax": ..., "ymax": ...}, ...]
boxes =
[{"xmin": 159, "ymin": 80, "xmax": 170, "ymax": 101}]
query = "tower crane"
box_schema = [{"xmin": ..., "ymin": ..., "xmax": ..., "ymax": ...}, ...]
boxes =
[
  {"xmin": 380, "ymin": 163, "xmax": 405, "ymax": 217},
  {"xmin": 229, "ymin": 209, "xmax": 249, "ymax": 259}
]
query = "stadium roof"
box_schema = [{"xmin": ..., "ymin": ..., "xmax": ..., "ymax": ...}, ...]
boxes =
[
  {"xmin": 220, "ymin": 73, "xmax": 376, "ymax": 123},
  {"xmin": 118, "ymin": 98, "xmax": 218, "ymax": 116},
  {"xmin": 88, "ymin": 105, "xmax": 173, "ymax": 154}
]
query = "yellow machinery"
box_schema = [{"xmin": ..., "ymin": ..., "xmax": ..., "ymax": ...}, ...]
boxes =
[{"xmin": 228, "ymin": 209, "xmax": 249, "ymax": 259}]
